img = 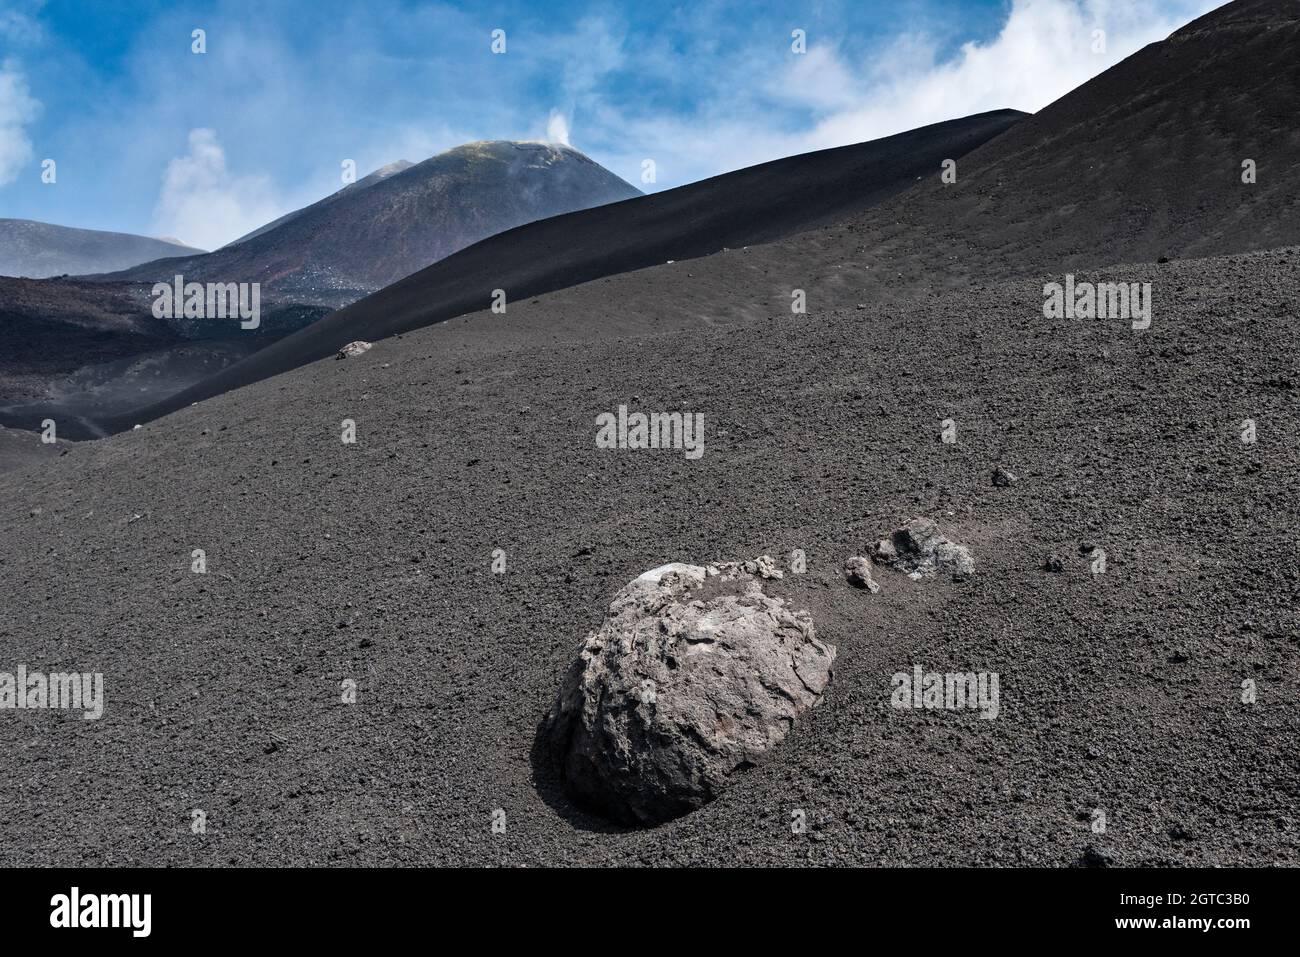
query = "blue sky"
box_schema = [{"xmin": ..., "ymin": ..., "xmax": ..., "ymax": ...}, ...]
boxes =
[{"xmin": 0, "ymin": 0, "xmax": 1220, "ymax": 249}]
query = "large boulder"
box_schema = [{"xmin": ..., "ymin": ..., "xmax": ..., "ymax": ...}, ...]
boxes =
[{"xmin": 544, "ymin": 560, "xmax": 834, "ymax": 826}]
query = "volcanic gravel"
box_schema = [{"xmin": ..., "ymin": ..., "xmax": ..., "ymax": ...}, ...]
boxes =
[{"xmin": 1, "ymin": 245, "xmax": 1296, "ymax": 866}]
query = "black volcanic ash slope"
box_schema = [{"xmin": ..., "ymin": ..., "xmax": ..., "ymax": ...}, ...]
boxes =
[
  {"xmin": 0, "ymin": 219, "xmax": 205, "ymax": 279},
  {"xmin": 0, "ymin": 277, "xmax": 174, "ymax": 405},
  {"xmin": 449, "ymin": 0, "xmax": 1300, "ymax": 348},
  {"xmin": 96, "ymin": 109, "xmax": 1025, "ymax": 435},
  {"xmin": 95, "ymin": 142, "xmax": 643, "ymax": 306},
  {"xmin": 0, "ymin": 244, "xmax": 1296, "ymax": 866}
]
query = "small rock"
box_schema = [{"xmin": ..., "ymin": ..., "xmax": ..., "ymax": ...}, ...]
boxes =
[
  {"xmin": 893, "ymin": 518, "xmax": 940, "ymax": 554},
  {"xmin": 871, "ymin": 518, "xmax": 974, "ymax": 581},
  {"xmin": 992, "ymin": 465, "xmax": 1018, "ymax": 487},
  {"xmin": 1043, "ymin": 554, "xmax": 1066, "ymax": 573},
  {"xmin": 843, "ymin": 556, "xmax": 880, "ymax": 593},
  {"xmin": 336, "ymin": 340, "xmax": 373, "ymax": 359},
  {"xmin": 1079, "ymin": 844, "xmax": 1114, "ymax": 868}
]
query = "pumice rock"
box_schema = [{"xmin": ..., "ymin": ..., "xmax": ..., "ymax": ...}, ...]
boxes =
[
  {"xmin": 871, "ymin": 518, "xmax": 975, "ymax": 581},
  {"xmin": 336, "ymin": 340, "xmax": 373, "ymax": 359},
  {"xmin": 544, "ymin": 560, "xmax": 834, "ymax": 826}
]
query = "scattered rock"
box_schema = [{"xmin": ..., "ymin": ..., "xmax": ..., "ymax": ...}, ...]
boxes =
[
  {"xmin": 1044, "ymin": 554, "xmax": 1066, "ymax": 573},
  {"xmin": 992, "ymin": 465, "xmax": 1018, "ymax": 487},
  {"xmin": 843, "ymin": 556, "xmax": 880, "ymax": 593},
  {"xmin": 544, "ymin": 560, "xmax": 834, "ymax": 826},
  {"xmin": 336, "ymin": 340, "xmax": 373, "ymax": 359},
  {"xmin": 1078, "ymin": 843, "xmax": 1114, "ymax": 868},
  {"xmin": 871, "ymin": 518, "xmax": 974, "ymax": 581}
]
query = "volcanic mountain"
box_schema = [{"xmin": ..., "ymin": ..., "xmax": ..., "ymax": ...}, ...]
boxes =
[
  {"xmin": 96, "ymin": 142, "xmax": 644, "ymax": 306},
  {"xmin": 0, "ymin": 219, "xmax": 204, "ymax": 279}
]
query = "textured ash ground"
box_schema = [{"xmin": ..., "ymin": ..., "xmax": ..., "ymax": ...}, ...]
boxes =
[{"xmin": 1, "ymin": 245, "xmax": 1296, "ymax": 866}]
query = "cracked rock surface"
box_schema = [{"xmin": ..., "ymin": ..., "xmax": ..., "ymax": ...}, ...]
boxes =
[
  {"xmin": 872, "ymin": 518, "xmax": 975, "ymax": 581},
  {"xmin": 543, "ymin": 560, "xmax": 834, "ymax": 826}
]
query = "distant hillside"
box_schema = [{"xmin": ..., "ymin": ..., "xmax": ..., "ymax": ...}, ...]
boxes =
[{"xmin": 0, "ymin": 220, "xmax": 205, "ymax": 279}]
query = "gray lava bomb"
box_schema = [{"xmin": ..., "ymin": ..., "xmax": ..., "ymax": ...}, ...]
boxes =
[{"xmin": 544, "ymin": 560, "xmax": 835, "ymax": 826}]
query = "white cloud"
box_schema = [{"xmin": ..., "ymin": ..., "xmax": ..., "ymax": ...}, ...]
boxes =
[
  {"xmin": 151, "ymin": 128, "xmax": 285, "ymax": 250},
  {"xmin": 584, "ymin": 0, "xmax": 1220, "ymax": 189},
  {"xmin": 0, "ymin": 59, "xmax": 40, "ymax": 186},
  {"xmin": 797, "ymin": 0, "xmax": 1221, "ymax": 150}
]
